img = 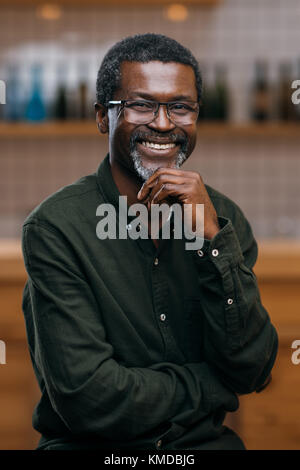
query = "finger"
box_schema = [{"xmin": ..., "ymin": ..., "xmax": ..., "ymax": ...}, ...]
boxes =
[
  {"xmin": 144, "ymin": 178, "xmax": 182, "ymax": 204},
  {"xmin": 137, "ymin": 168, "xmax": 188, "ymax": 200},
  {"xmin": 138, "ymin": 173, "xmax": 185, "ymax": 201},
  {"xmin": 151, "ymin": 183, "xmax": 188, "ymax": 204}
]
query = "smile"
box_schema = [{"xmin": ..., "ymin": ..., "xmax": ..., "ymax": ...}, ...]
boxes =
[{"xmin": 141, "ymin": 141, "xmax": 176, "ymax": 150}]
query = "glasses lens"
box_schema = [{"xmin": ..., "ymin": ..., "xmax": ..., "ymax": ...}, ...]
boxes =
[
  {"xmin": 123, "ymin": 100, "xmax": 199, "ymax": 125},
  {"xmin": 168, "ymin": 103, "xmax": 199, "ymax": 125},
  {"xmin": 124, "ymin": 100, "xmax": 155, "ymax": 124}
]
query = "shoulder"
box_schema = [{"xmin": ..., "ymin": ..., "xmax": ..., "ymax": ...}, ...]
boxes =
[{"xmin": 23, "ymin": 172, "xmax": 100, "ymax": 231}]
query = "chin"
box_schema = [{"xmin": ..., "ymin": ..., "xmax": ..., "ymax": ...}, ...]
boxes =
[{"xmin": 131, "ymin": 148, "xmax": 188, "ymax": 181}]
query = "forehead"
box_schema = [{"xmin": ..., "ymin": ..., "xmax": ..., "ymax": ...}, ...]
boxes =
[{"xmin": 117, "ymin": 61, "xmax": 198, "ymax": 101}]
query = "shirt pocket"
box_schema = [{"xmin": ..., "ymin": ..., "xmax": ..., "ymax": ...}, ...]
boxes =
[{"xmin": 183, "ymin": 297, "xmax": 204, "ymax": 362}]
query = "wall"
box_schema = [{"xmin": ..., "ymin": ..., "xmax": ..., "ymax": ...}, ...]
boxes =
[{"xmin": 0, "ymin": 0, "xmax": 300, "ymax": 239}]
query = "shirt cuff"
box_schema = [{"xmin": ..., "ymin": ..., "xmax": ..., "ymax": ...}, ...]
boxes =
[{"xmin": 192, "ymin": 216, "xmax": 245, "ymax": 273}]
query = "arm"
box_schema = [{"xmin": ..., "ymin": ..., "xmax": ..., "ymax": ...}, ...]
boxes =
[
  {"xmin": 193, "ymin": 211, "xmax": 278, "ymax": 395},
  {"xmin": 128, "ymin": 166, "xmax": 278, "ymax": 398},
  {"xmin": 22, "ymin": 220, "xmax": 238, "ymax": 441}
]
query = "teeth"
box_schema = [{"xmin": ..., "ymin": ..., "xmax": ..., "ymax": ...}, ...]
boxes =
[{"xmin": 142, "ymin": 141, "xmax": 176, "ymax": 150}]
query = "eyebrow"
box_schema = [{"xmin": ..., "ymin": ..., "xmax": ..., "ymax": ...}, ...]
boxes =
[{"xmin": 129, "ymin": 92, "xmax": 196, "ymax": 101}]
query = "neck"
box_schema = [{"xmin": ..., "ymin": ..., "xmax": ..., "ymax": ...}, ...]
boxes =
[{"xmin": 109, "ymin": 156, "xmax": 145, "ymax": 207}]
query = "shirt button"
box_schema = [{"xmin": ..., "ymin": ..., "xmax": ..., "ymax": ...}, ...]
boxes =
[
  {"xmin": 156, "ymin": 439, "xmax": 162, "ymax": 449},
  {"xmin": 154, "ymin": 258, "xmax": 159, "ymax": 266},
  {"xmin": 212, "ymin": 249, "xmax": 219, "ymax": 257},
  {"xmin": 160, "ymin": 314, "xmax": 166, "ymax": 322},
  {"xmin": 227, "ymin": 298, "xmax": 234, "ymax": 305},
  {"xmin": 197, "ymin": 249, "xmax": 204, "ymax": 257}
]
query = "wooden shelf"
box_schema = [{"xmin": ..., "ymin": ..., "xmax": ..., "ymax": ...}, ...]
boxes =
[
  {"xmin": 0, "ymin": 121, "xmax": 99, "ymax": 138},
  {"xmin": 0, "ymin": 121, "xmax": 300, "ymax": 139},
  {"xmin": 197, "ymin": 122, "xmax": 300, "ymax": 139}
]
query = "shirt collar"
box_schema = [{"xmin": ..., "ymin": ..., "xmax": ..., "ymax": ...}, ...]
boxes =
[
  {"xmin": 96, "ymin": 153, "xmax": 174, "ymax": 225},
  {"xmin": 96, "ymin": 153, "xmax": 123, "ymax": 213}
]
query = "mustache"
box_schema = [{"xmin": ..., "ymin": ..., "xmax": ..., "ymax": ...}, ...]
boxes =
[{"xmin": 130, "ymin": 131, "xmax": 187, "ymax": 146}]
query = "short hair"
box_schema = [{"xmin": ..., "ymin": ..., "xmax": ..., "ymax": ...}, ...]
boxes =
[{"xmin": 96, "ymin": 33, "xmax": 202, "ymax": 107}]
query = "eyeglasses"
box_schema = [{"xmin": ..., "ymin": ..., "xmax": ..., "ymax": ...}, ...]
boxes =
[{"xmin": 108, "ymin": 99, "xmax": 200, "ymax": 125}]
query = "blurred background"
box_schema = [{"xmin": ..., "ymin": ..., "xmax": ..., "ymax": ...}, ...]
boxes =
[{"xmin": 0, "ymin": 0, "xmax": 299, "ymax": 450}]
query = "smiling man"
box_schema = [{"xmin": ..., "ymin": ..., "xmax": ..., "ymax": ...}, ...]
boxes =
[{"xmin": 22, "ymin": 34, "xmax": 278, "ymax": 451}]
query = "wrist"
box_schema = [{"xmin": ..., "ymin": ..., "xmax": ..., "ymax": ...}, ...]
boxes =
[{"xmin": 204, "ymin": 222, "xmax": 220, "ymax": 240}]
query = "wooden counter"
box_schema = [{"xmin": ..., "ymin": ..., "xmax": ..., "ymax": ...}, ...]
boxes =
[{"xmin": 0, "ymin": 238, "xmax": 300, "ymax": 449}]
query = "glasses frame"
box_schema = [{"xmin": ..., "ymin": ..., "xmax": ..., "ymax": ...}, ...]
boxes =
[{"xmin": 107, "ymin": 99, "xmax": 200, "ymax": 125}]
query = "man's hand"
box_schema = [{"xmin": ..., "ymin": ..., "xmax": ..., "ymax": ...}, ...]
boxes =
[{"xmin": 137, "ymin": 167, "xmax": 220, "ymax": 240}]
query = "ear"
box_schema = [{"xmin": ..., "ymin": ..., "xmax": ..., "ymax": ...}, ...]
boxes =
[{"xmin": 95, "ymin": 102, "xmax": 109, "ymax": 134}]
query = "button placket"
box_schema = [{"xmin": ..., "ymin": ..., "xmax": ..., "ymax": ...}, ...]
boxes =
[{"xmin": 151, "ymin": 256, "xmax": 185, "ymax": 363}]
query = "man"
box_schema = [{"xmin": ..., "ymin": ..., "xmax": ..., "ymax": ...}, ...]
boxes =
[{"xmin": 22, "ymin": 33, "xmax": 278, "ymax": 450}]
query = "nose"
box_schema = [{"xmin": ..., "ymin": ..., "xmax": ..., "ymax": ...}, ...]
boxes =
[{"xmin": 147, "ymin": 104, "xmax": 176, "ymax": 132}]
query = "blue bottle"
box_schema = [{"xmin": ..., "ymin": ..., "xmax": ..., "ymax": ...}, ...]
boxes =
[
  {"xmin": 25, "ymin": 64, "xmax": 46, "ymax": 122},
  {"xmin": 3, "ymin": 64, "xmax": 22, "ymax": 121}
]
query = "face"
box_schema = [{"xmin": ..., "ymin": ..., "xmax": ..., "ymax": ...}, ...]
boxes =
[{"xmin": 97, "ymin": 61, "xmax": 198, "ymax": 181}]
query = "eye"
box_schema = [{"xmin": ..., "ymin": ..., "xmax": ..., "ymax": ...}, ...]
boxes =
[
  {"xmin": 169, "ymin": 103, "xmax": 194, "ymax": 114},
  {"xmin": 126, "ymin": 101, "xmax": 154, "ymax": 111}
]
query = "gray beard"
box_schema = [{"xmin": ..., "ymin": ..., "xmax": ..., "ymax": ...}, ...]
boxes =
[{"xmin": 130, "ymin": 147, "xmax": 188, "ymax": 181}]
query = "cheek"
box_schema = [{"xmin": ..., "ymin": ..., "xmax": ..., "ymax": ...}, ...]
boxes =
[
  {"xmin": 110, "ymin": 121, "xmax": 132, "ymax": 150},
  {"xmin": 185, "ymin": 128, "xmax": 197, "ymax": 152}
]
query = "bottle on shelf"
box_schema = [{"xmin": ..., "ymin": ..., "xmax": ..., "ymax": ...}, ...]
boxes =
[
  {"xmin": 78, "ymin": 81, "xmax": 88, "ymax": 120},
  {"xmin": 250, "ymin": 60, "xmax": 271, "ymax": 122},
  {"xmin": 3, "ymin": 64, "xmax": 23, "ymax": 121},
  {"xmin": 53, "ymin": 63, "xmax": 68, "ymax": 120},
  {"xmin": 75, "ymin": 61, "xmax": 89, "ymax": 120},
  {"xmin": 211, "ymin": 64, "xmax": 229, "ymax": 121},
  {"xmin": 25, "ymin": 64, "xmax": 46, "ymax": 122}
]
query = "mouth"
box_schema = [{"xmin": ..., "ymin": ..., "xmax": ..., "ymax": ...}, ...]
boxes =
[
  {"xmin": 140, "ymin": 140, "xmax": 177, "ymax": 150},
  {"xmin": 133, "ymin": 135, "xmax": 184, "ymax": 157},
  {"xmin": 136, "ymin": 140, "xmax": 179, "ymax": 157},
  {"xmin": 130, "ymin": 132, "xmax": 188, "ymax": 162}
]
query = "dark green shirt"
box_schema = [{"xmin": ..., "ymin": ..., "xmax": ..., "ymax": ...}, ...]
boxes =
[{"xmin": 21, "ymin": 154, "xmax": 278, "ymax": 450}]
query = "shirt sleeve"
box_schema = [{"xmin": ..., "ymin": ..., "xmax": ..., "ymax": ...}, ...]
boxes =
[
  {"xmin": 192, "ymin": 211, "xmax": 278, "ymax": 395},
  {"xmin": 22, "ymin": 219, "xmax": 238, "ymax": 441}
]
